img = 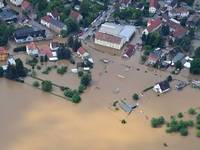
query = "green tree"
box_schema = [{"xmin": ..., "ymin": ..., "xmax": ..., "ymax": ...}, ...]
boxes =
[
  {"xmin": 5, "ymin": 64, "xmax": 17, "ymax": 79},
  {"xmin": 68, "ymin": 35, "xmax": 74, "ymax": 48},
  {"xmin": 72, "ymin": 91, "xmax": 81, "ymax": 103},
  {"xmin": 161, "ymin": 25, "xmax": 170, "ymax": 36},
  {"xmin": 151, "ymin": 116, "xmax": 165, "ymax": 128},
  {"xmin": 132, "ymin": 93, "xmax": 139, "ymax": 101},
  {"xmin": 64, "ymin": 18, "xmax": 79, "ymax": 34},
  {"xmin": 190, "ymin": 58, "xmax": 200, "ymax": 74},
  {"xmin": 15, "ymin": 58, "xmax": 26, "ymax": 77},
  {"xmin": 194, "ymin": 47, "xmax": 200, "ymax": 58},
  {"xmin": 33, "ymin": 81, "xmax": 40, "ymax": 87},
  {"xmin": 0, "ymin": 66, "xmax": 4, "ymax": 77},
  {"xmin": 41, "ymin": 80, "xmax": 52, "ymax": 92},
  {"xmin": 81, "ymin": 73, "xmax": 92, "ymax": 87},
  {"xmin": 188, "ymin": 108, "xmax": 196, "ymax": 115},
  {"xmin": 175, "ymin": 61, "xmax": 183, "ymax": 70}
]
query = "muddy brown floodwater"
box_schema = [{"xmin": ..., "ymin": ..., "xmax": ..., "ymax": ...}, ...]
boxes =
[{"xmin": 0, "ymin": 43, "xmax": 200, "ymax": 150}]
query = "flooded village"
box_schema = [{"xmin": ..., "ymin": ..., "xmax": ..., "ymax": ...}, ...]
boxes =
[{"xmin": 1, "ymin": 0, "xmax": 200, "ymax": 150}]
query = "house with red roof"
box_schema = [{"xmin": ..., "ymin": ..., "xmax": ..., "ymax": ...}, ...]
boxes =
[
  {"xmin": 21, "ymin": 0, "xmax": 33, "ymax": 13},
  {"xmin": 77, "ymin": 47, "xmax": 89, "ymax": 59},
  {"xmin": 69, "ymin": 10, "xmax": 83, "ymax": 23},
  {"xmin": 26, "ymin": 42, "xmax": 39, "ymax": 56},
  {"xmin": 143, "ymin": 18, "xmax": 162, "ymax": 35},
  {"xmin": 149, "ymin": 0, "xmax": 158, "ymax": 13},
  {"xmin": 122, "ymin": 44, "xmax": 135, "ymax": 58}
]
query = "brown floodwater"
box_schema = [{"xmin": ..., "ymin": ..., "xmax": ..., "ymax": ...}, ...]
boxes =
[{"xmin": 0, "ymin": 40, "xmax": 200, "ymax": 150}]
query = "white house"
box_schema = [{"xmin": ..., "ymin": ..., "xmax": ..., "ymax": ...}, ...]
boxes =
[
  {"xmin": 10, "ymin": 0, "xmax": 23, "ymax": 6},
  {"xmin": 153, "ymin": 80, "xmax": 170, "ymax": 94},
  {"xmin": 26, "ymin": 42, "xmax": 39, "ymax": 56}
]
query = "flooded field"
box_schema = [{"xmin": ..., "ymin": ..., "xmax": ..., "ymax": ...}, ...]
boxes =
[{"xmin": 0, "ymin": 40, "xmax": 200, "ymax": 150}]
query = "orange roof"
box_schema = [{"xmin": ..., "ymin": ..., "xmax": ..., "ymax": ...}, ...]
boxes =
[
  {"xmin": 149, "ymin": 0, "xmax": 158, "ymax": 7},
  {"xmin": 95, "ymin": 32, "xmax": 122, "ymax": 44},
  {"xmin": 41, "ymin": 15, "xmax": 51, "ymax": 23},
  {"xmin": 21, "ymin": 0, "xmax": 32, "ymax": 10}
]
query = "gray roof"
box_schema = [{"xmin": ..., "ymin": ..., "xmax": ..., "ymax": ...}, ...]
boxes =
[
  {"xmin": 50, "ymin": 18, "xmax": 65, "ymax": 29},
  {"xmin": 0, "ymin": 8, "xmax": 17, "ymax": 22},
  {"xmin": 172, "ymin": 52, "xmax": 185, "ymax": 63}
]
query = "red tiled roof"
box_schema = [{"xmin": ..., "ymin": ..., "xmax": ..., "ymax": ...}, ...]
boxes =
[
  {"xmin": 69, "ymin": 10, "xmax": 81, "ymax": 20},
  {"xmin": 77, "ymin": 47, "xmax": 86, "ymax": 55},
  {"xmin": 147, "ymin": 18, "xmax": 162, "ymax": 32},
  {"xmin": 149, "ymin": 0, "xmax": 157, "ymax": 7},
  {"xmin": 21, "ymin": 0, "xmax": 32, "ymax": 10},
  {"xmin": 173, "ymin": 27, "xmax": 187, "ymax": 38},
  {"xmin": 123, "ymin": 44, "xmax": 135, "ymax": 58},
  {"xmin": 95, "ymin": 32, "xmax": 122, "ymax": 44},
  {"xmin": 39, "ymin": 46, "xmax": 53, "ymax": 57},
  {"xmin": 27, "ymin": 42, "xmax": 38, "ymax": 50},
  {"xmin": 41, "ymin": 15, "xmax": 51, "ymax": 23}
]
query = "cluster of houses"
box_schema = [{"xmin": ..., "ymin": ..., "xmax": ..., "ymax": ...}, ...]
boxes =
[
  {"xmin": 25, "ymin": 41, "xmax": 65, "ymax": 61},
  {"xmin": 146, "ymin": 47, "xmax": 193, "ymax": 69}
]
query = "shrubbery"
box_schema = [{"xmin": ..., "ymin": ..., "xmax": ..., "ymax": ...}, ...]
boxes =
[
  {"xmin": 41, "ymin": 80, "xmax": 52, "ymax": 92},
  {"xmin": 151, "ymin": 116, "xmax": 165, "ymax": 128}
]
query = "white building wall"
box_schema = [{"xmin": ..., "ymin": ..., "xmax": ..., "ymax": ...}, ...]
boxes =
[{"xmin": 94, "ymin": 39, "xmax": 123, "ymax": 50}]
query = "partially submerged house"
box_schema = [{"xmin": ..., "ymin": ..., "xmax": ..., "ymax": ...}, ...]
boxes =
[
  {"xmin": 122, "ymin": 44, "xmax": 135, "ymax": 58},
  {"xmin": 26, "ymin": 42, "xmax": 39, "ymax": 56},
  {"xmin": 147, "ymin": 48, "xmax": 163, "ymax": 66},
  {"xmin": 13, "ymin": 27, "xmax": 46, "ymax": 43},
  {"xmin": 153, "ymin": 80, "xmax": 170, "ymax": 94}
]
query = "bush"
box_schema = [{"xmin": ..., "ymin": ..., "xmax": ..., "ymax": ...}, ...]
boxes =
[
  {"xmin": 151, "ymin": 116, "xmax": 165, "ymax": 128},
  {"xmin": 81, "ymin": 73, "xmax": 92, "ymax": 87},
  {"xmin": 33, "ymin": 81, "xmax": 40, "ymax": 87},
  {"xmin": 41, "ymin": 80, "xmax": 52, "ymax": 92},
  {"xmin": 36, "ymin": 65, "xmax": 41, "ymax": 70},
  {"xmin": 64, "ymin": 89, "xmax": 74, "ymax": 98},
  {"xmin": 78, "ymin": 71, "xmax": 84, "ymax": 77},
  {"xmin": 180, "ymin": 127, "xmax": 188, "ymax": 136},
  {"xmin": 196, "ymin": 124, "xmax": 200, "ymax": 129},
  {"xmin": 197, "ymin": 130, "xmax": 200, "ymax": 137},
  {"xmin": 13, "ymin": 46, "xmax": 26, "ymax": 52},
  {"xmin": 132, "ymin": 93, "xmax": 139, "ymax": 101},
  {"xmin": 188, "ymin": 108, "xmax": 197, "ymax": 115},
  {"xmin": 0, "ymin": 66, "xmax": 4, "ymax": 77},
  {"xmin": 177, "ymin": 112, "xmax": 184, "ymax": 118},
  {"xmin": 57, "ymin": 66, "xmax": 67, "ymax": 75},
  {"xmin": 78, "ymin": 84, "xmax": 86, "ymax": 93},
  {"xmin": 72, "ymin": 92, "xmax": 81, "ymax": 103}
]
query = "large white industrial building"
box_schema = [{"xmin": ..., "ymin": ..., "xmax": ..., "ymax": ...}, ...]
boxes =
[{"xmin": 95, "ymin": 23, "xmax": 135, "ymax": 50}]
